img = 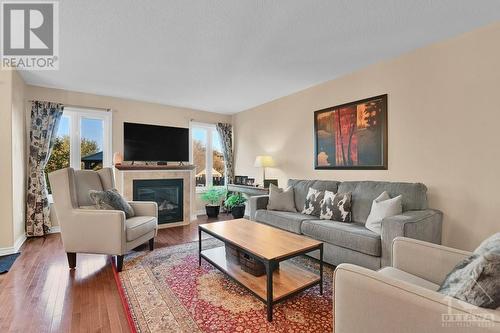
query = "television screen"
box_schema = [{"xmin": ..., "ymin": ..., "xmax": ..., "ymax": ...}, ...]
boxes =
[{"xmin": 124, "ymin": 122, "xmax": 189, "ymax": 162}]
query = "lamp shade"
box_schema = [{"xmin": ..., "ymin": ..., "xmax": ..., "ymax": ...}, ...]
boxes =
[{"xmin": 254, "ymin": 155, "xmax": 275, "ymax": 168}]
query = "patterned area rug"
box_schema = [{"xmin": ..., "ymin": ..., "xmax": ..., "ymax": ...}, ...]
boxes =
[{"xmin": 117, "ymin": 239, "xmax": 334, "ymax": 332}]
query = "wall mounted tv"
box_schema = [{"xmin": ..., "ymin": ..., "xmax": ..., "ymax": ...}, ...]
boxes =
[{"xmin": 124, "ymin": 122, "xmax": 189, "ymax": 162}]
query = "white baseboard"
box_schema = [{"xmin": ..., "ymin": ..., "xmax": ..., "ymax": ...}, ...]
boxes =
[
  {"xmin": 0, "ymin": 233, "xmax": 27, "ymax": 256},
  {"xmin": 48, "ymin": 226, "xmax": 61, "ymax": 234}
]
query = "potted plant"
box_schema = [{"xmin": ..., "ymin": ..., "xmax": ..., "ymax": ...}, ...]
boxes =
[
  {"xmin": 224, "ymin": 193, "xmax": 247, "ymax": 219},
  {"xmin": 200, "ymin": 187, "xmax": 227, "ymax": 218}
]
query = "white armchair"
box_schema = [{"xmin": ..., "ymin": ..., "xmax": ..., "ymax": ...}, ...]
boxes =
[
  {"xmin": 334, "ymin": 237, "xmax": 500, "ymax": 333},
  {"xmin": 49, "ymin": 167, "xmax": 158, "ymax": 271}
]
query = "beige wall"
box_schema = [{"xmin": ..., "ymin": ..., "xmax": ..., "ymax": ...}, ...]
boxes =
[
  {"xmin": 233, "ymin": 22, "xmax": 500, "ymax": 251},
  {"xmin": 12, "ymin": 71, "xmax": 26, "ymax": 245},
  {"xmin": 0, "ymin": 69, "xmax": 26, "ymax": 250},
  {"xmin": 26, "ymin": 86, "xmax": 232, "ymax": 155},
  {"xmin": 0, "ymin": 70, "xmax": 14, "ymax": 249}
]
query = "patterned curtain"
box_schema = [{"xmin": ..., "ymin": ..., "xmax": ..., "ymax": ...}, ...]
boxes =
[
  {"xmin": 26, "ymin": 101, "xmax": 64, "ymax": 237},
  {"xmin": 215, "ymin": 123, "xmax": 234, "ymax": 185}
]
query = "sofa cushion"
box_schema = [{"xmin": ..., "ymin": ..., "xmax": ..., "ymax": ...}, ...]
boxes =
[
  {"xmin": 126, "ymin": 216, "xmax": 157, "ymax": 241},
  {"xmin": 337, "ymin": 181, "xmax": 428, "ymax": 223},
  {"xmin": 288, "ymin": 179, "xmax": 340, "ymax": 212},
  {"xmin": 378, "ymin": 267, "xmax": 440, "ymax": 291},
  {"xmin": 254, "ymin": 210, "xmax": 316, "ymax": 234},
  {"xmin": 301, "ymin": 220, "xmax": 381, "ymax": 256}
]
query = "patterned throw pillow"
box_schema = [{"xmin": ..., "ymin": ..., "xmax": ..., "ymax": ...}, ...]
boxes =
[
  {"xmin": 89, "ymin": 188, "xmax": 135, "ymax": 218},
  {"xmin": 302, "ymin": 188, "xmax": 324, "ymax": 216},
  {"xmin": 319, "ymin": 191, "xmax": 352, "ymax": 222}
]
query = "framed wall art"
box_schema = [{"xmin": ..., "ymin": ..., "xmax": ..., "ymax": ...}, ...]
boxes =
[{"xmin": 314, "ymin": 94, "xmax": 387, "ymax": 170}]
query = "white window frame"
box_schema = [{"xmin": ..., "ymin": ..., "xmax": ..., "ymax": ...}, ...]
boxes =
[
  {"xmin": 61, "ymin": 107, "xmax": 113, "ymax": 170},
  {"xmin": 190, "ymin": 121, "xmax": 223, "ymax": 190}
]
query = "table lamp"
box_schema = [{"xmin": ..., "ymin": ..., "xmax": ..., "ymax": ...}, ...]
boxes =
[{"xmin": 254, "ymin": 155, "xmax": 275, "ymax": 185}]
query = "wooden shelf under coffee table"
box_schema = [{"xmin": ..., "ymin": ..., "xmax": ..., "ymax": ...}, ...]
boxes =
[{"xmin": 198, "ymin": 219, "xmax": 324, "ymax": 322}]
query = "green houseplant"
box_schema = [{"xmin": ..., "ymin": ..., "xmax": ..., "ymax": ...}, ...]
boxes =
[
  {"xmin": 200, "ymin": 187, "xmax": 227, "ymax": 218},
  {"xmin": 224, "ymin": 193, "xmax": 247, "ymax": 219}
]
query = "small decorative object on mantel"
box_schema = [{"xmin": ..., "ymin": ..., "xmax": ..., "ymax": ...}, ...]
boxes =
[
  {"xmin": 314, "ymin": 94, "xmax": 388, "ymax": 170},
  {"xmin": 113, "ymin": 152, "xmax": 123, "ymax": 165},
  {"xmin": 200, "ymin": 187, "xmax": 227, "ymax": 218},
  {"xmin": 263, "ymin": 179, "xmax": 278, "ymax": 188},
  {"xmin": 224, "ymin": 193, "xmax": 247, "ymax": 219},
  {"xmin": 246, "ymin": 178, "xmax": 255, "ymax": 186}
]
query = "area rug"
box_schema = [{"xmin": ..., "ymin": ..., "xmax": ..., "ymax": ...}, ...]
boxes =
[
  {"xmin": 115, "ymin": 239, "xmax": 334, "ymax": 332},
  {"xmin": 0, "ymin": 252, "xmax": 21, "ymax": 274}
]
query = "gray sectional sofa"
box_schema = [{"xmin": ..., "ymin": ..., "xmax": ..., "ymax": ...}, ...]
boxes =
[{"xmin": 249, "ymin": 179, "xmax": 443, "ymax": 269}]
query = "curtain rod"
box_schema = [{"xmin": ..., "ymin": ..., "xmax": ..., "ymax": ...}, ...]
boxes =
[{"xmin": 29, "ymin": 100, "xmax": 111, "ymax": 112}]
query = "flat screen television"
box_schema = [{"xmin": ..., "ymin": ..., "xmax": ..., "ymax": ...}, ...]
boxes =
[{"xmin": 124, "ymin": 122, "xmax": 189, "ymax": 162}]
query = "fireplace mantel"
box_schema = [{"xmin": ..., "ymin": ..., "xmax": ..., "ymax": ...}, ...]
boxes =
[
  {"xmin": 114, "ymin": 164, "xmax": 196, "ymax": 171},
  {"xmin": 114, "ymin": 166, "xmax": 195, "ymax": 228}
]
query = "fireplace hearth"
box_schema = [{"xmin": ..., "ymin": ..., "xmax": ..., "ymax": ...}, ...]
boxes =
[{"xmin": 133, "ymin": 179, "xmax": 183, "ymax": 224}]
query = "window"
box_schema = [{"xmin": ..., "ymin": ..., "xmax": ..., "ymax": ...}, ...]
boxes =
[
  {"xmin": 191, "ymin": 122, "xmax": 225, "ymax": 188},
  {"xmin": 45, "ymin": 107, "xmax": 112, "ymax": 192}
]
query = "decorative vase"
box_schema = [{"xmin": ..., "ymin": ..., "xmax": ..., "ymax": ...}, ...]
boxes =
[
  {"xmin": 205, "ymin": 205, "xmax": 220, "ymax": 218},
  {"xmin": 231, "ymin": 205, "xmax": 245, "ymax": 219}
]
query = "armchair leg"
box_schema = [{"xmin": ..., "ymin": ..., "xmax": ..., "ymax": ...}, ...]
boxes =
[
  {"xmin": 149, "ymin": 238, "xmax": 155, "ymax": 251},
  {"xmin": 66, "ymin": 252, "xmax": 76, "ymax": 269},
  {"xmin": 116, "ymin": 255, "xmax": 124, "ymax": 272}
]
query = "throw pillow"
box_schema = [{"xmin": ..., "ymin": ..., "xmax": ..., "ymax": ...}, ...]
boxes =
[
  {"xmin": 302, "ymin": 187, "xmax": 324, "ymax": 216},
  {"xmin": 365, "ymin": 192, "xmax": 403, "ymax": 234},
  {"xmin": 266, "ymin": 184, "xmax": 297, "ymax": 212},
  {"xmin": 475, "ymin": 232, "xmax": 500, "ymax": 255},
  {"xmin": 89, "ymin": 188, "xmax": 135, "ymax": 218},
  {"xmin": 438, "ymin": 233, "xmax": 500, "ymax": 309},
  {"xmin": 319, "ymin": 190, "xmax": 352, "ymax": 222}
]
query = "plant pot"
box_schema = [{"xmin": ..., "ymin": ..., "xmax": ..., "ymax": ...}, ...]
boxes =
[
  {"xmin": 231, "ymin": 205, "xmax": 245, "ymax": 219},
  {"xmin": 205, "ymin": 205, "xmax": 220, "ymax": 218}
]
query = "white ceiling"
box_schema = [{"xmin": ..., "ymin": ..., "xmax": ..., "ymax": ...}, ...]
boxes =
[{"xmin": 19, "ymin": 0, "xmax": 500, "ymax": 114}]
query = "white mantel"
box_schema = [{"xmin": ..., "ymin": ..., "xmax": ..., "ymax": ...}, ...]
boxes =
[{"xmin": 114, "ymin": 165, "xmax": 196, "ymax": 228}]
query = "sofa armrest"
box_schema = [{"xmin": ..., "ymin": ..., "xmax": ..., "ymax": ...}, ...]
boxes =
[
  {"xmin": 128, "ymin": 201, "xmax": 158, "ymax": 218},
  {"xmin": 60, "ymin": 209, "xmax": 126, "ymax": 255},
  {"xmin": 249, "ymin": 195, "xmax": 269, "ymax": 220},
  {"xmin": 334, "ymin": 263, "xmax": 500, "ymax": 333},
  {"xmin": 392, "ymin": 237, "xmax": 472, "ymax": 285},
  {"xmin": 380, "ymin": 209, "xmax": 443, "ymax": 267}
]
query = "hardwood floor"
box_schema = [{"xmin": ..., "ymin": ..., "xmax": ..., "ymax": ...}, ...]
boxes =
[{"xmin": 0, "ymin": 214, "xmax": 232, "ymax": 333}]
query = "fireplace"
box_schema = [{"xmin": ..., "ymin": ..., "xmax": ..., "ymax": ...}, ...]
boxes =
[{"xmin": 133, "ymin": 179, "xmax": 183, "ymax": 224}]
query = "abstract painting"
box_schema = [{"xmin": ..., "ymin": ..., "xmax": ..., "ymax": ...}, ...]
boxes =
[{"xmin": 314, "ymin": 94, "xmax": 387, "ymax": 169}]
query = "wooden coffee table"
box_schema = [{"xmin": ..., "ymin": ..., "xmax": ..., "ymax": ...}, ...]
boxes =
[{"xmin": 198, "ymin": 218, "xmax": 323, "ymax": 322}]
